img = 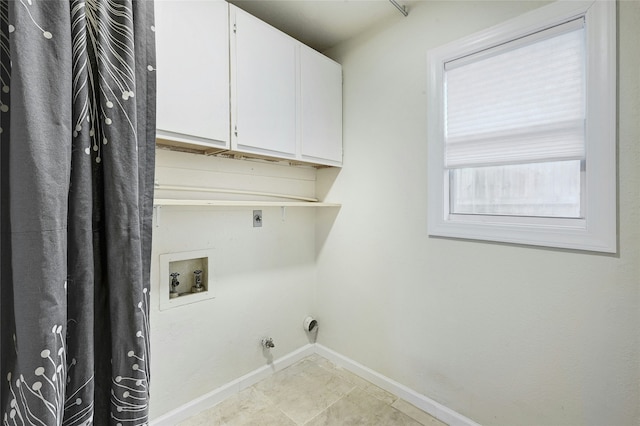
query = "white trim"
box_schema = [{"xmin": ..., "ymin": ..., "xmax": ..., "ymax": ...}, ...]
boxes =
[
  {"xmin": 151, "ymin": 343, "xmax": 480, "ymax": 426},
  {"xmin": 158, "ymin": 250, "xmax": 215, "ymax": 311},
  {"xmin": 155, "ymin": 184, "xmax": 319, "ymax": 202},
  {"xmin": 315, "ymin": 345, "xmax": 481, "ymax": 426},
  {"xmin": 150, "ymin": 344, "xmax": 315, "ymax": 426},
  {"xmin": 433, "ymin": 0, "xmax": 594, "ymax": 63},
  {"xmin": 156, "ymin": 129, "xmax": 228, "ymax": 150},
  {"xmin": 427, "ymin": 0, "xmax": 616, "ymax": 253},
  {"xmin": 444, "ymin": 16, "xmax": 585, "ymax": 71},
  {"xmin": 154, "ymin": 199, "xmax": 341, "ymax": 208}
]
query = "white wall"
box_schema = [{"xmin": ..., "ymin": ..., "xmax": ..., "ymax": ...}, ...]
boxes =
[
  {"xmin": 317, "ymin": 1, "xmax": 640, "ymax": 425},
  {"xmin": 149, "ymin": 150, "xmax": 318, "ymax": 418}
]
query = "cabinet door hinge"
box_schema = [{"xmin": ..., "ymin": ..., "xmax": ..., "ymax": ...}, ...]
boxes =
[
  {"xmin": 234, "ymin": 125, "xmax": 238, "ymax": 137},
  {"xmin": 233, "ymin": 23, "xmax": 237, "ymax": 34}
]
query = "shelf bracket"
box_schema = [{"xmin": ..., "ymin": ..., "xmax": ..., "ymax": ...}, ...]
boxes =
[{"xmin": 154, "ymin": 205, "xmax": 162, "ymax": 227}]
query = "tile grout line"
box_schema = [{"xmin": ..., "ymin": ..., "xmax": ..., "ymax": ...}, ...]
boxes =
[
  {"xmin": 249, "ymin": 384, "xmax": 298, "ymax": 425},
  {"xmin": 251, "ymin": 361, "xmax": 358, "ymax": 426},
  {"xmin": 297, "ymin": 356, "xmax": 418, "ymax": 424},
  {"xmin": 389, "ymin": 402, "xmax": 428, "ymax": 426},
  {"xmin": 300, "ymin": 384, "xmax": 359, "ymax": 426}
]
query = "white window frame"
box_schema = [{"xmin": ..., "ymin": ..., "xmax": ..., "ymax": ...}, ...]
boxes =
[{"xmin": 427, "ymin": 0, "xmax": 616, "ymax": 253}]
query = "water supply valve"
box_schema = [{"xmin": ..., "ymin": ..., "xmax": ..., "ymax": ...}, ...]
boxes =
[{"xmin": 261, "ymin": 337, "xmax": 275, "ymax": 349}]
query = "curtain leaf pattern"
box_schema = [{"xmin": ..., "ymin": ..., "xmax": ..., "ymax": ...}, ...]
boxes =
[{"xmin": 1, "ymin": 1, "xmax": 156, "ymax": 425}]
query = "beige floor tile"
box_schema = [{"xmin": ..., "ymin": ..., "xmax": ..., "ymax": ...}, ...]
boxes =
[
  {"xmin": 308, "ymin": 353, "xmax": 341, "ymax": 372},
  {"xmin": 223, "ymin": 405, "xmax": 296, "ymax": 426},
  {"xmin": 392, "ymin": 399, "xmax": 448, "ymax": 426},
  {"xmin": 305, "ymin": 387, "xmax": 422, "ymax": 426},
  {"xmin": 177, "ymin": 409, "xmax": 222, "ymax": 426},
  {"xmin": 178, "ymin": 387, "xmax": 295, "ymax": 426},
  {"xmin": 254, "ymin": 358, "xmax": 356, "ymax": 424},
  {"xmin": 304, "ymin": 353, "xmax": 326, "ymax": 364},
  {"xmin": 180, "ymin": 355, "xmax": 448, "ymax": 426},
  {"xmin": 314, "ymin": 356, "xmax": 398, "ymax": 405},
  {"xmin": 336, "ymin": 368, "xmax": 397, "ymax": 405}
]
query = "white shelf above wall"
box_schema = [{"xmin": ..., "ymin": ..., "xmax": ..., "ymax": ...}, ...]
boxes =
[
  {"xmin": 153, "ymin": 183, "xmax": 340, "ymax": 208},
  {"xmin": 153, "ymin": 199, "xmax": 341, "ymax": 208}
]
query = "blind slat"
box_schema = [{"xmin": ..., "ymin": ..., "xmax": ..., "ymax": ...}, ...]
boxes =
[
  {"xmin": 445, "ymin": 120, "xmax": 584, "ymax": 168},
  {"xmin": 444, "ymin": 19, "xmax": 585, "ymax": 168}
]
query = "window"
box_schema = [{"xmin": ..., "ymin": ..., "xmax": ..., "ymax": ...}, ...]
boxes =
[{"xmin": 427, "ymin": 0, "xmax": 616, "ymax": 252}]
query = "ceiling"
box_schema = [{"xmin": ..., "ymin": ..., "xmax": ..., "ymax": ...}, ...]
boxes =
[{"xmin": 227, "ymin": 0, "xmax": 416, "ymax": 52}]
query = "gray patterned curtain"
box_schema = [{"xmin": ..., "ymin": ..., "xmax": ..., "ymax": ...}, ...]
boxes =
[{"xmin": 1, "ymin": 1, "xmax": 155, "ymax": 425}]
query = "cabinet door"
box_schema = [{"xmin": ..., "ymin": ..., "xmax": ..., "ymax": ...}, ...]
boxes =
[
  {"xmin": 155, "ymin": 1, "xmax": 230, "ymax": 148},
  {"xmin": 300, "ymin": 47, "xmax": 343, "ymax": 166},
  {"xmin": 230, "ymin": 5, "xmax": 297, "ymax": 158}
]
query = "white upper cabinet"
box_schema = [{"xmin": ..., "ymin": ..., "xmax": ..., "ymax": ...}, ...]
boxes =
[
  {"xmin": 155, "ymin": 0, "xmax": 230, "ymax": 148},
  {"xmin": 230, "ymin": 5, "xmax": 297, "ymax": 159},
  {"xmin": 299, "ymin": 46, "xmax": 343, "ymax": 166},
  {"xmin": 155, "ymin": 2, "xmax": 342, "ymax": 166}
]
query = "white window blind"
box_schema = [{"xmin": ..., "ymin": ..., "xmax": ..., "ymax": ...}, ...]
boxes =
[
  {"xmin": 444, "ymin": 18, "xmax": 585, "ymax": 169},
  {"xmin": 427, "ymin": 0, "xmax": 616, "ymax": 252}
]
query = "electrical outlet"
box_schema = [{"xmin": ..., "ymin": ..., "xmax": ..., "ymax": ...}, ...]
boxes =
[{"xmin": 253, "ymin": 210, "xmax": 262, "ymax": 227}]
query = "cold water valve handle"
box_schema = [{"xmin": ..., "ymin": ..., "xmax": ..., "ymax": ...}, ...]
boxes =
[{"xmin": 169, "ymin": 272, "xmax": 180, "ymax": 298}]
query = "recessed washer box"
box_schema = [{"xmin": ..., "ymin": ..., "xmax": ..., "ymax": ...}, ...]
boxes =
[{"xmin": 159, "ymin": 249, "xmax": 214, "ymax": 310}]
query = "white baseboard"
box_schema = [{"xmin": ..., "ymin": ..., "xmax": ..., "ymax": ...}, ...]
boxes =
[
  {"xmin": 315, "ymin": 344, "xmax": 480, "ymax": 426},
  {"xmin": 150, "ymin": 344, "xmax": 315, "ymax": 426},
  {"xmin": 151, "ymin": 343, "xmax": 479, "ymax": 426}
]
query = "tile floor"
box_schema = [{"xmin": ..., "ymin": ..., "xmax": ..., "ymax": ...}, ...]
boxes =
[{"xmin": 178, "ymin": 354, "xmax": 447, "ymax": 426}]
